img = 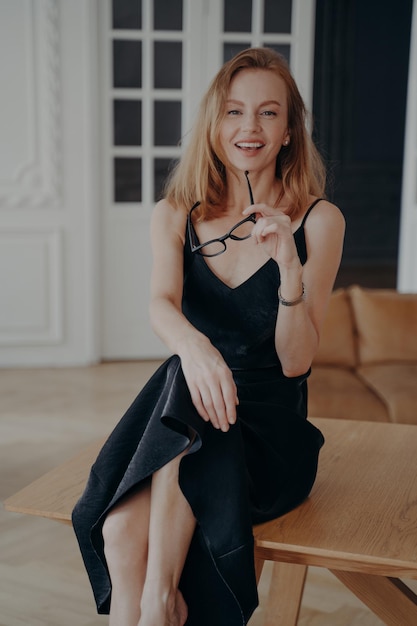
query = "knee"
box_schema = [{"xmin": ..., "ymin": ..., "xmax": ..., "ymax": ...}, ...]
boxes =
[
  {"xmin": 102, "ymin": 509, "xmax": 148, "ymax": 568},
  {"xmin": 102, "ymin": 511, "xmax": 123, "ymax": 558}
]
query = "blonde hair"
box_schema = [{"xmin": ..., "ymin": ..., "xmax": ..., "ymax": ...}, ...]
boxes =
[{"xmin": 164, "ymin": 47, "xmax": 326, "ymax": 219}]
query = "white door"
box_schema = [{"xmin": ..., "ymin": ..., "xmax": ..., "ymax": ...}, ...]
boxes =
[{"xmin": 100, "ymin": 0, "xmax": 317, "ymax": 359}]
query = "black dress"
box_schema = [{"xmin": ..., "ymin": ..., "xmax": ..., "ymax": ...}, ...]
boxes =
[{"xmin": 72, "ymin": 199, "xmax": 325, "ymax": 625}]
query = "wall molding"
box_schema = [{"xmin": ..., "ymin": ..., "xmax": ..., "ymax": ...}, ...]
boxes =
[
  {"xmin": 0, "ymin": 0, "xmax": 61, "ymax": 209},
  {"xmin": 0, "ymin": 228, "xmax": 63, "ymax": 346}
]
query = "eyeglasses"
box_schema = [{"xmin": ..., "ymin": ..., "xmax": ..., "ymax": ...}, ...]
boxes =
[{"xmin": 188, "ymin": 171, "xmax": 257, "ymax": 257}]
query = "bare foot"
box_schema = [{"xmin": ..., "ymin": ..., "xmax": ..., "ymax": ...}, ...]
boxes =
[{"xmin": 139, "ymin": 589, "xmax": 188, "ymax": 626}]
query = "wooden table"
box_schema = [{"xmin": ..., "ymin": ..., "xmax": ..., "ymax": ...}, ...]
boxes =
[{"xmin": 4, "ymin": 418, "xmax": 417, "ymax": 625}]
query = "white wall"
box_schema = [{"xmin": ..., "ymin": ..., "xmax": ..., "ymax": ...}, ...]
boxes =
[
  {"xmin": 398, "ymin": 0, "xmax": 417, "ymax": 292},
  {"xmin": 0, "ymin": 0, "xmax": 100, "ymax": 366}
]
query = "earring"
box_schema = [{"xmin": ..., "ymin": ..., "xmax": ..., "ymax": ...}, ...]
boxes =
[{"xmin": 283, "ymin": 139, "xmax": 289, "ymax": 146}]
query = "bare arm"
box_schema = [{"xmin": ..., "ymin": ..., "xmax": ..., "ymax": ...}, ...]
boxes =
[
  {"xmin": 149, "ymin": 200, "xmax": 238, "ymax": 430},
  {"xmin": 243, "ymin": 200, "xmax": 345, "ymax": 377}
]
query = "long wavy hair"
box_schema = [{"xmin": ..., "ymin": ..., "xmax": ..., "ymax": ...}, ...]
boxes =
[{"xmin": 164, "ymin": 47, "xmax": 326, "ymax": 220}]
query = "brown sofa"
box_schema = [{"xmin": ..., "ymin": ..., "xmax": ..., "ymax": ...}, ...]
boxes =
[{"xmin": 308, "ymin": 285, "xmax": 417, "ymax": 424}]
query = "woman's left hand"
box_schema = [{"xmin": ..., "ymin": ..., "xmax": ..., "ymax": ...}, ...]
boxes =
[{"xmin": 242, "ymin": 203, "xmax": 298, "ymax": 268}]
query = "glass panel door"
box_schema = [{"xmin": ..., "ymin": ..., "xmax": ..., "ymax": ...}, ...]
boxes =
[{"xmin": 109, "ymin": 0, "xmax": 184, "ymax": 209}]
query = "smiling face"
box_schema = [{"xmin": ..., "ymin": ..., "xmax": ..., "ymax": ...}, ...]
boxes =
[{"xmin": 217, "ymin": 68, "xmax": 290, "ymax": 176}]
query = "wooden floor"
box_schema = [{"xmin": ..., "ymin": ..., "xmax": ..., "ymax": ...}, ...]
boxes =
[{"xmin": 1, "ymin": 361, "xmax": 408, "ymax": 625}]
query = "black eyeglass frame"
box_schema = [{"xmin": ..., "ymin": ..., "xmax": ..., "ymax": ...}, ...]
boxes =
[
  {"xmin": 187, "ymin": 170, "xmax": 257, "ymax": 258},
  {"xmin": 187, "ymin": 203, "xmax": 257, "ymax": 257}
]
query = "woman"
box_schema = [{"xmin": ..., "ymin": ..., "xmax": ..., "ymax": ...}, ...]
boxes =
[{"xmin": 72, "ymin": 48, "xmax": 345, "ymax": 626}]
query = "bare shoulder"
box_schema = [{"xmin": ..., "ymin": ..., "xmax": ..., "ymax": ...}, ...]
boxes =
[
  {"xmin": 307, "ymin": 198, "xmax": 345, "ymax": 231},
  {"xmin": 151, "ymin": 199, "xmax": 188, "ymax": 245},
  {"xmin": 319, "ymin": 199, "xmax": 345, "ymax": 223}
]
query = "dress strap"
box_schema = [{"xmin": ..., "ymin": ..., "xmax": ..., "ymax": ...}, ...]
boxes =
[
  {"xmin": 183, "ymin": 215, "xmax": 196, "ymax": 272},
  {"xmin": 300, "ymin": 198, "xmax": 323, "ymax": 228}
]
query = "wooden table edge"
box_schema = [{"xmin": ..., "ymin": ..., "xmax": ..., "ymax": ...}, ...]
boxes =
[{"xmin": 254, "ymin": 542, "xmax": 417, "ymax": 580}]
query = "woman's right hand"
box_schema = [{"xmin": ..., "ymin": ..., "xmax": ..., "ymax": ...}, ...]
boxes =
[
  {"xmin": 179, "ymin": 336, "xmax": 238, "ymax": 432},
  {"xmin": 149, "ymin": 200, "xmax": 238, "ymax": 431}
]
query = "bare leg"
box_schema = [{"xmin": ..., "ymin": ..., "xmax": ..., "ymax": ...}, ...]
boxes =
[
  {"xmin": 103, "ymin": 483, "xmax": 151, "ymax": 626},
  {"xmin": 102, "ymin": 449, "xmax": 196, "ymax": 626},
  {"xmin": 139, "ymin": 453, "xmax": 196, "ymax": 625}
]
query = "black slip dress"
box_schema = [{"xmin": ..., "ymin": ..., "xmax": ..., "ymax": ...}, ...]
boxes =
[{"xmin": 72, "ymin": 199, "xmax": 325, "ymax": 625}]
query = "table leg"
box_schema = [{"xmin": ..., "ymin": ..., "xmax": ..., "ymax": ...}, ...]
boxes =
[
  {"xmin": 255, "ymin": 556, "xmax": 265, "ymax": 584},
  {"xmin": 331, "ymin": 570, "xmax": 417, "ymax": 626},
  {"xmin": 263, "ymin": 562, "xmax": 307, "ymax": 626}
]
